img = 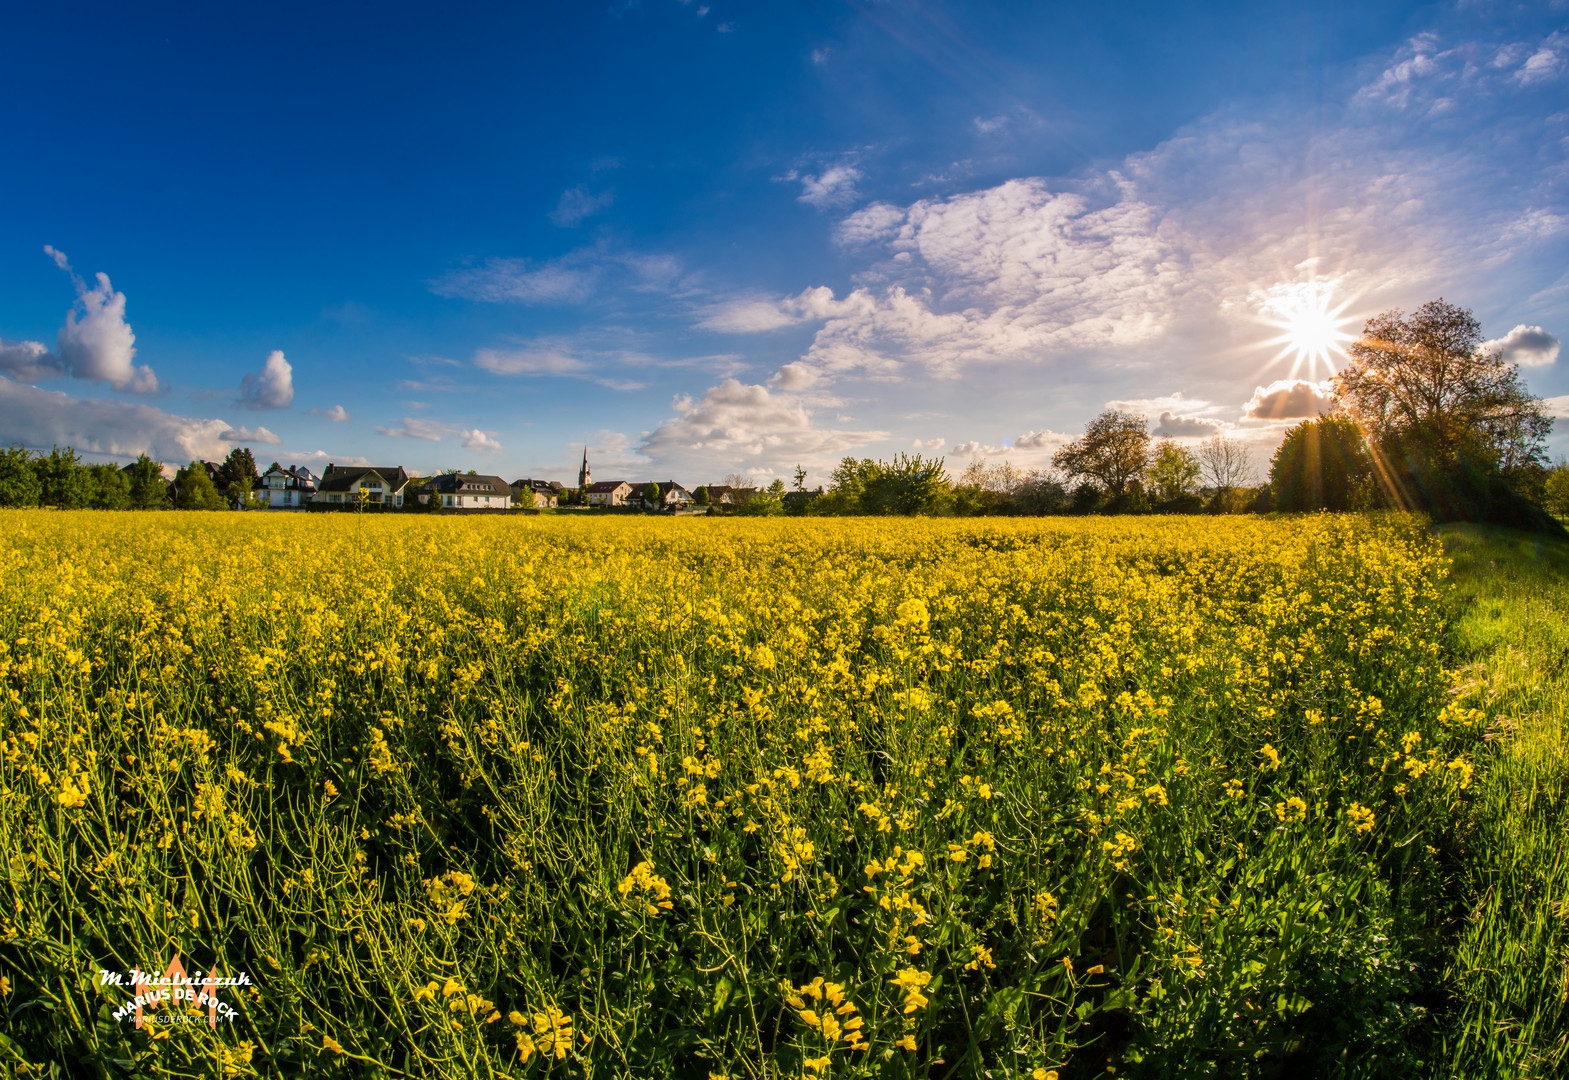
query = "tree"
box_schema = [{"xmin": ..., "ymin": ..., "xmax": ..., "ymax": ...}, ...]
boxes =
[
  {"xmin": 34, "ymin": 446, "xmax": 94, "ymax": 509},
  {"xmin": 215, "ymin": 447, "xmax": 258, "ymax": 503},
  {"xmin": 693, "ymin": 485, "xmax": 710, "ymax": 507},
  {"xmin": 739, "ymin": 479, "xmax": 785, "ymax": 516},
  {"xmin": 1337, "ymin": 300, "xmax": 1550, "ymax": 478},
  {"xmin": 516, "ymin": 486, "xmax": 537, "ymax": 510},
  {"xmin": 1052, "ymin": 411, "xmax": 1150, "ymax": 496},
  {"xmin": 793, "ymin": 465, "xmax": 808, "ymax": 493},
  {"xmin": 0, "ymin": 446, "xmax": 41, "ymax": 507},
  {"xmin": 175, "ymin": 461, "xmax": 224, "ymax": 510},
  {"xmin": 821, "ymin": 454, "xmax": 951, "ymax": 515},
  {"xmin": 1196, "ymin": 435, "xmax": 1253, "ymax": 492},
  {"xmin": 1147, "ymin": 440, "xmax": 1201, "ymax": 503},
  {"xmin": 126, "ymin": 454, "xmax": 169, "ymax": 509},
  {"xmin": 1544, "ymin": 459, "xmax": 1569, "ymax": 520},
  {"xmin": 1014, "ymin": 470, "xmax": 1069, "ymax": 515},
  {"xmin": 1270, "ymin": 415, "xmax": 1375, "ymax": 512},
  {"xmin": 86, "ymin": 464, "xmax": 132, "ymax": 510},
  {"xmin": 643, "ymin": 482, "xmax": 662, "ymax": 510}
]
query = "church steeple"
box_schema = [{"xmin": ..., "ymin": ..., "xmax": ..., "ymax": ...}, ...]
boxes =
[{"xmin": 578, "ymin": 446, "xmax": 591, "ymax": 488}]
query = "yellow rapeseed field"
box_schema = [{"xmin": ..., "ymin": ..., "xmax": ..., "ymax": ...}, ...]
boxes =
[{"xmin": 0, "ymin": 512, "xmax": 1487, "ymax": 1077}]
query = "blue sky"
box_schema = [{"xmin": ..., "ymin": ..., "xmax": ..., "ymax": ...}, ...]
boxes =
[{"xmin": 1, "ymin": 0, "xmax": 1565, "ymax": 484}]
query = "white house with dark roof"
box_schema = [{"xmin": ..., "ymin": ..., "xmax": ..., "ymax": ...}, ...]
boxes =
[
  {"xmin": 423, "ymin": 472, "xmax": 512, "ymax": 509},
  {"xmin": 257, "ymin": 464, "xmax": 319, "ymax": 509},
  {"xmin": 314, "ymin": 465, "xmax": 411, "ymax": 507}
]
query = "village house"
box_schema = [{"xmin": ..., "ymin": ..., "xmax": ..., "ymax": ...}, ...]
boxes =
[
  {"xmin": 585, "ymin": 480, "xmax": 632, "ymax": 507},
  {"xmin": 420, "ymin": 472, "xmax": 513, "ymax": 509},
  {"xmin": 702, "ymin": 485, "xmax": 738, "ymax": 508},
  {"xmin": 314, "ymin": 465, "xmax": 411, "ymax": 507},
  {"xmin": 256, "ymin": 464, "xmax": 319, "ymax": 509},
  {"xmin": 511, "ymin": 478, "xmax": 565, "ymax": 508},
  {"xmin": 629, "ymin": 481, "xmax": 693, "ymax": 511}
]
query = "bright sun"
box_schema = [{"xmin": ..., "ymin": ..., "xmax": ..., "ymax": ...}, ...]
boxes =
[{"xmin": 1257, "ymin": 280, "xmax": 1356, "ymax": 380}]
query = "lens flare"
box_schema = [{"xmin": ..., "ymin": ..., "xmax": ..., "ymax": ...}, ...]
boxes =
[{"xmin": 1257, "ymin": 279, "xmax": 1356, "ymax": 380}]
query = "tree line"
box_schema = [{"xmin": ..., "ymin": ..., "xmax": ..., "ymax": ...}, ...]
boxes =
[{"xmin": 0, "ymin": 446, "xmax": 264, "ymax": 510}]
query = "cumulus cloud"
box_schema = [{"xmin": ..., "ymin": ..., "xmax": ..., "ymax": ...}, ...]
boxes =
[
  {"xmin": 1013, "ymin": 429, "xmax": 1069, "ymax": 450},
  {"xmin": 0, "ymin": 375, "xmax": 265, "ymax": 462},
  {"xmin": 639, "ymin": 378, "xmax": 886, "ymax": 471},
  {"xmin": 238, "ymin": 350, "xmax": 295, "ymax": 410},
  {"xmin": 696, "ymin": 286, "xmax": 868, "ymax": 334},
  {"xmin": 834, "ymin": 202, "xmax": 906, "ymax": 248},
  {"xmin": 550, "ymin": 185, "xmax": 614, "ymax": 227},
  {"xmin": 1482, "ymin": 324, "xmax": 1560, "ymax": 368},
  {"xmin": 1541, "ymin": 395, "xmax": 1569, "ymax": 419},
  {"xmin": 310, "ymin": 404, "xmax": 351, "ymax": 422},
  {"xmin": 912, "ymin": 437, "xmax": 945, "ymax": 450},
  {"xmin": 794, "ymin": 164, "xmax": 863, "ymax": 209},
  {"xmin": 7, "ymin": 247, "xmax": 160, "ymax": 393},
  {"xmin": 1151, "ymin": 411, "xmax": 1227, "ymax": 437},
  {"xmin": 769, "ymin": 363, "xmax": 820, "ymax": 390},
  {"xmin": 1243, "ymin": 380, "xmax": 1336, "ymax": 420},
  {"xmin": 460, "ymin": 429, "xmax": 503, "ymax": 452}
]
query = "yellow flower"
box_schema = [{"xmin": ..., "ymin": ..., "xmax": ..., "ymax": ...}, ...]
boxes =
[
  {"xmin": 1346, "ymin": 802, "xmax": 1375, "ymax": 834},
  {"xmin": 897, "ymin": 1035, "xmax": 918, "ymax": 1051},
  {"xmin": 321, "ymin": 1035, "xmax": 344, "ymax": 1054},
  {"xmin": 1259, "ymin": 743, "xmax": 1281, "ymax": 771}
]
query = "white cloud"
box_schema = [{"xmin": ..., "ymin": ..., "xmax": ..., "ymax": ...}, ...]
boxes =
[
  {"xmin": 639, "ymin": 378, "xmax": 886, "ymax": 472},
  {"xmin": 0, "ymin": 375, "xmax": 263, "ymax": 462},
  {"xmin": 1482, "ymin": 324, "xmax": 1560, "ymax": 367},
  {"xmin": 796, "ymin": 164, "xmax": 863, "ymax": 209},
  {"xmin": 1013, "ymin": 429, "xmax": 1069, "ymax": 450},
  {"xmin": 16, "ymin": 247, "xmax": 160, "ymax": 393},
  {"xmin": 1242, "ymin": 380, "xmax": 1336, "ymax": 420},
  {"xmin": 912, "ymin": 437, "xmax": 945, "ymax": 450},
  {"xmin": 238, "ymin": 350, "xmax": 295, "ymax": 410},
  {"xmin": 769, "ymin": 362, "xmax": 820, "ymax": 390},
  {"xmin": 375, "ymin": 417, "xmax": 451, "ymax": 441},
  {"xmin": 1151, "ymin": 411, "xmax": 1227, "ymax": 437},
  {"xmin": 695, "ymin": 286, "xmax": 860, "ymax": 333},
  {"xmin": 951, "ymin": 441, "xmax": 982, "ymax": 455},
  {"xmin": 460, "ymin": 429, "xmax": 504, "ymax": 452},
  {"xmin": 310, "ymin": 404, "xmax": 351, "ymax": 422},
  {"xmin": 550, "ymin": 185, "xmax": 614, "ymax": 227},
  {"xmin": 1542, "ymin": 395, "xmax": 1569, "ymax": 419},
  {"xmin": 973, "ymin": 115, "xmax": 1008, "ymax": 134},
  {"xmin": 834, "ymin": 202, "xmax": 906, "ymax": 248},
  {"xmin": 218, "ymin": 425, "xmax": 282, "ymax": 445}
]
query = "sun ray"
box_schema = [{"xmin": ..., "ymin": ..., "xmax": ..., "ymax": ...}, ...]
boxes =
[{"xmin": 1255, "ymin": 279, "xmax": 1357, "ymax": 382}]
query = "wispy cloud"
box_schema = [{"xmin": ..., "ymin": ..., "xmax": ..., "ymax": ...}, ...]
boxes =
[
  {"xmin": 550, "ymin": 185, "xmax": 614, "ymax": 227},
  {"xmin": 309, "ymin": 404, "xmax": 352, "ymax": 422}
]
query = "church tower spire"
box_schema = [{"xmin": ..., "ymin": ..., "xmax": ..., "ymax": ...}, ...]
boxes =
[{"xmin": 578, "ymin": 446, "xmax": 591, "ymax": 488}]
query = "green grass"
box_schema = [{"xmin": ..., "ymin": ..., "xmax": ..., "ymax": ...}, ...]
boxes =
[{"xmin": 1434, "ymin": 524, "xmax": 1569, "ymax": 1078}]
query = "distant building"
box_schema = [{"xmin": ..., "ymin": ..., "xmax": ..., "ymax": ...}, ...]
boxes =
[
  {"xmin": 702, "ymin": 485, "xmax": 738, "ymax": 508},
  {"xmin": 629, "ymin": 481, "xmax": 692, "ymax": 511},
  {"xmin": 578, "ymin": 447, "xmax": 592, "ymax": 489},
  {"xmin": 422, "ymin": 473, "xmax": 512, "ymax": 510},
  {"xmin": 511, "ymin": 478, "xmax": 564, "ymax": 508},
  {"xmin": 315, "ymin": 465, "xmax": 411, "ymax": 507},
  {"xmin": 585, "ymin": 480, "xmax": 633, "ymax": 506},
  {"xmin": 257, "ymin": 464, "xmax": 319, "ymax": 509}
]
